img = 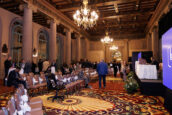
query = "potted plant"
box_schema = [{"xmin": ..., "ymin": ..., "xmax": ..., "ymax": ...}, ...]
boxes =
[{"xmin": 124, "ymin": 72, "xmax": 139, "ymax": 94}]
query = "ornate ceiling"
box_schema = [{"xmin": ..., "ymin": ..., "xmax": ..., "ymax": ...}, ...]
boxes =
[{"xmin": 0, "ymin": 0, "xmax": 160, "ymax": 40}]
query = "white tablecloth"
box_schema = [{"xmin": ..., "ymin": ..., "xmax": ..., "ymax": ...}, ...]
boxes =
[{"xmin": 135, "ymin": 61, "xmax": 157, "ymax": 79}]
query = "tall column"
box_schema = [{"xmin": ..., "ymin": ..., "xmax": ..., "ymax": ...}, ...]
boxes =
[
  {"xmin": 22, "ymin": 4, "xmax": 33, "ymax": 62},
  {"xmin": 71, "ymin": 39, "xmax": 77, "ymax": 61},
  {"xmin": 58, "ymin": 34, "xmax": 64, "ymax": 65},
  {"xmin": 147, "ymin": 33, "xmax": 152, "ymax": 51},
  {"xmin": 152, "ymin": 26, "xmax": 159, "ymax": 60},
  {"xmin": 76, "ymin": 34, "xmax": 81, "ymax": 62},
  {"xmin": 66, "ymin": 29, "xmax": 72, "ymax": 65},
  {"xmin": 85, "ymin": 38, "xmax": 89, "ymax": 59},
  {"xmin": 63, "ymin": 37, "xmax": 66, "ymax": 63},
  {"xmin": 124, "ymin": 39, "xmax": 129, "ymax": 62},
  {"xmin": 49, "ymin": 20, "xmax": 57, "ymax": 62}
]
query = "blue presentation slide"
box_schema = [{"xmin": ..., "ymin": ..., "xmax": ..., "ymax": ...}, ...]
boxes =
[{"xmin": 162, "ymin": 27, "xmax": 172, "ymax": 90}]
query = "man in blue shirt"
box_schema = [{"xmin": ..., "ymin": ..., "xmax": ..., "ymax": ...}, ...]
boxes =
[{"xmin": 97, "ymin": 59, "xmax": 108, "ymax": 88}]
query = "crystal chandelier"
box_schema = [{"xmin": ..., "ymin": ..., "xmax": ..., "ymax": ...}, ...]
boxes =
[
  {"xmin": 73, "ymin": 0, "xmax": 99, "ymax": 29},
  {"xmin": 101, "ymin": 31, "xmax": 113, "ymax": 44},
  {"xmin": 110, "ymin": 45, "xmax": 118, "ymax": 50},
  {"xmin": 114, "ymin": 51, "xmax": 121, "ymax": 57}
]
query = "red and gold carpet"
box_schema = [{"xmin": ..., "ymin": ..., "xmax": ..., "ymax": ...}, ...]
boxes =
[
  {"xmin": 0, "ymin": 80, "xmax": 15, "ymax": 107},
  {"xmin": 38, "ymin": 77, "xmax": 170, "ymax": 115}
]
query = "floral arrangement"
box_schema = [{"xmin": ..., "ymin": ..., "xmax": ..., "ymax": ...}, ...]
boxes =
[{"xmin": 124, "ymin": 72, "xmax": 139, "ymax": 94}]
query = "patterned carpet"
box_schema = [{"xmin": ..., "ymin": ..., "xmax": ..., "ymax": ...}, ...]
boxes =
[
  {"xmin": 39, "ymin": 77, "xmax": 170, "ymax": 115},
  {"xmin": 0, "ymin": 80, "xmax": 15, "ymax": 107}
]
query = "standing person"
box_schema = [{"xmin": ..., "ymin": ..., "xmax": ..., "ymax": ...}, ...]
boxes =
[
  {"xmin": 24, "ymin": 61, "xmax": 32, "ymax": 74},
  {"xmin": 38, "ymin": 59, "xmax": 43, "ymax": 72},
  {"xmin": 51, "ymin": 60, "xmax": 57, "ymax": 71},
  {"xmin": 4, "ymin": 56, "xmax": 12, "ymax": 85},
  {"xmin": 42, "ymin": 59, "xmax": 50, "ymax": 72},
  {"xmin": 151, "ymin": 57, "xmax": 159, "ymax": 70},
  {"xmin": 96, "ymin": 59, "xmax": 108, "ymax": 88},
  {"xmin": 113, "ymin": 60, "xmax": 118, "ymax": 77},
  {"xmin": 31, "ymin": 61, "xmax": 36, "ymax": 73},
  {"xmin": 121, "ymin": 61, "xmax": 127, "ymax": 81},
  {"xmin": 19, "ymin": 59, "xmax": 25, "ymax": 69}
]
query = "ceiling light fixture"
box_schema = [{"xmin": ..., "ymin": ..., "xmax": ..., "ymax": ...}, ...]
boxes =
[
  {"xmin": 110, "ymin": 45, "xmax": 118, "ymax": 50},
  {"xmin": 73, "ymin": 0, "xmax": 99, "ymax": 29},
  {"xmin": 101, "ymin": 31, "xmax": 113, "ymax": 44}
]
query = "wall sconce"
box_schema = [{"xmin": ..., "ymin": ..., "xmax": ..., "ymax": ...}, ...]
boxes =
[
  {"xmin": 32, "ymin": 48, "xmax": 38, "ymax": 57},
  {"xmin": 2, "ymin": 44, "xmax": 8, "ymax": 56}
]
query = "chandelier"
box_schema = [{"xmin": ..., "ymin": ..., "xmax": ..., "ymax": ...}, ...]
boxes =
[
  {"xmin": 73, "ymin": 0, "xmax": 99, "ymax": 29},
  {"xmin": 110, "ymin": 45, "xmax": 118, "ymax": 50},
  {"xmin": 112, "ymin": 51, "xmax": 121, "ymax": 58},
  {"xmin": 101, "ymin": 31, "xmax": 113, "ymax": 44}
]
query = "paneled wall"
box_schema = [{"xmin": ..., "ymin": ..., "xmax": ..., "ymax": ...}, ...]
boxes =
[
  {"xmin": 129, "ymin": 39, "xmax": 148, "ymax": 56},
  {"xmin": 87, "ymin": 41, "xmax": 104, "ymax": 62},
  {"xmin": 86, "ymin": 39, "xmax": 148, "ymax": 63}
]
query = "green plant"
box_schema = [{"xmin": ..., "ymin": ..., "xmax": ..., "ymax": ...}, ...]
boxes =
[
  {"xmin": 127, "ymin": 71, "xmax": 134, "ymax": 78},
  {"xmin": 124, "ymin": 72, "xmax": 139, "ymax": 94}
]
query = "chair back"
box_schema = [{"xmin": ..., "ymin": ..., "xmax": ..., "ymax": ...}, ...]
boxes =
[
  {"xmin": 40, "ymin": 74, "xmax": 46, "ymax": 83},
  {"xmin": 26, "ymin": 75, "xmax": 33, "ymax": 88},
  {"xmin": 7, "ymin": 99, "xmax": 16, "ymax": 115}
]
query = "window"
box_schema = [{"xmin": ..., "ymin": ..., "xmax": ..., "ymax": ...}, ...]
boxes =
[
  {"xmin": 11, "ymin": 21, "xmax": 23, "ymax": 64},
  {"xmin": 38, "ymin": 30, "xmax": 49, "ymax": 59}
]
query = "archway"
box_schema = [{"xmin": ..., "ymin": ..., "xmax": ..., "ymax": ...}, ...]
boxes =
[
  {"xmin": 38, "ymin": 29, "xmax": 49, "ymax": 60},
  {"xmin": 10, "ymin": 20, "xmax": 23, "ymax": 64}
]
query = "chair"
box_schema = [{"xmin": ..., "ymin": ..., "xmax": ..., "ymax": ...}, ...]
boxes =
[
  {"xmin": 47, "ymin": 76, "xmax": 65, "ymax": 102},
  {"xmin": 0, "ymin": 107, "xmax": 8, "ymax": 115},
  {"xmin": 0, "ymin": 109, "xmax": 5, "ymax": 115},
  {"xmin": 7, "ymin": 98, "xmax": 16, "ymax": 115},
  {"xmin": 39, "ymin": 73, "xmax": 48, "ymax": 94}
]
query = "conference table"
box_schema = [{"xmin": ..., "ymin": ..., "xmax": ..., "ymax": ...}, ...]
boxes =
[{"xmin": 135, "ymin": 61, "xmax": 157, "ymax": 79}]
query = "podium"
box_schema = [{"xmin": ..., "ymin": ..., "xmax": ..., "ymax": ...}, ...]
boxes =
[{"xmin": 134, "ymin": 61, "xmax": 165, "ymax": 96}]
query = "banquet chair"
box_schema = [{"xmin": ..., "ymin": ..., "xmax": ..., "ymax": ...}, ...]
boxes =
[
  {"xmin": 26, "ymin": 74, "xmax": 42, "ymax": 96},
  {"xmin": 7, "ymin": 97, "xmax": 16, "ymax": 115}
]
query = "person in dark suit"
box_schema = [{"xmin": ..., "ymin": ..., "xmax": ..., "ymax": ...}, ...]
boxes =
[
  {"xmin": 93, "ymin": 62, "xmax": 97, "ymax": 69},
  {"xmin": 24, "ymin": 61, "xmax": 32, "ymax": 73},
  {"xmin": 31, "ymin": 61, "xmax": 36, "ymax": 73},
  {"xmin": 51, "ymin": 60, "xmax": 57, "ymax": 71},
  {"xmin": 60, "ymin": 65, "xmax": 66, "ymax": 75},
  {"xmin": 4, "ymin": 56, "xmax": 12, "ymax": 85},
  {"xmin": 113, "ymin": 60, "xmax": 118, "ymax": 77},
  {"xmin": 38, "ymin": 59, "xmax": 43, "ymax": 72},
  {"xmin": 7, "ymin": 66, "xmax": 27, "ymax": 88},
  {"xmin": 97, "ymin": 59, "xmax": 108, "ymax": 88},
  {"xmin": 151, "ymin": 57, "xmax": 159, "ymax": 70}
]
